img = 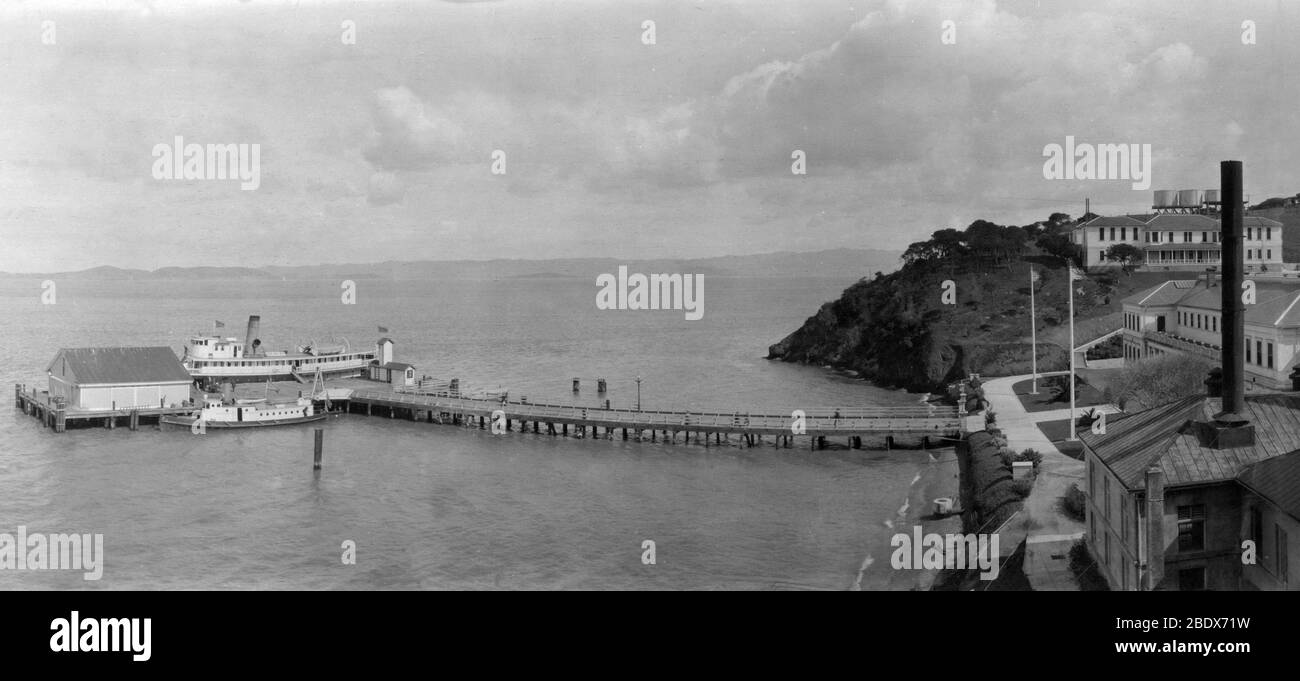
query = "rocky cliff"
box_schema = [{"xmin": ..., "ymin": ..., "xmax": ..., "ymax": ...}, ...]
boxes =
[{"xmin": 767, "ymin": 258, "xmax": 1081, "ymax": 392}]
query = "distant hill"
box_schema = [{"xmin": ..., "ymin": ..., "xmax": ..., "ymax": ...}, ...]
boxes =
[{"xmin": 0, "ymin": 248, "xmax": 903, "ymax": 281}]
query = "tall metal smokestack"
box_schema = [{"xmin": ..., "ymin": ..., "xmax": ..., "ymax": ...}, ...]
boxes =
[
  {"xmin": 1208, "ymin": 160, "xmax": 1253, "ymax": 447},
  {"xmin": 245, "ymin": 315, "xmax": 261, "ymax": 357}
]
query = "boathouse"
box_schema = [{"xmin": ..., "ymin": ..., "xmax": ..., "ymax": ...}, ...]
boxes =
[{"xmin": 46, "ymin": 347, "xmax": 192, "ymax": 411}]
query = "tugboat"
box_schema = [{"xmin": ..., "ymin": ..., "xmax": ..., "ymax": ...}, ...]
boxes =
[{"xmin": 161, "ymin": 393, "xmax": 326, "ymax": 429}]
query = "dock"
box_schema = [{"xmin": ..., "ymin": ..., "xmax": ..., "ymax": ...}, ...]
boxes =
[
  {"xmin": 15, "ymin": 378, "xmax": 968, "ymax": 449},
  {"xmin": 14, "ymin": 384, "xmax": 194, "ymax": 433},
  {"xmin": 340, "ymin": 388, "xmax": 965, "ymax": 450}
]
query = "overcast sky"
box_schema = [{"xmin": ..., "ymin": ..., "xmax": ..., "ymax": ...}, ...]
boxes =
[{"xmin": 2, "ymin": 0, "xmax": 1298, "ymax": 271}]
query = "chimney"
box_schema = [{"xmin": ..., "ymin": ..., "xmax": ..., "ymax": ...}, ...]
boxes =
[
  {"xmin": 245, "ymin": 315, "xmax": 261, "ymax": 356},
  {"xmin": 1203, "ymin": 160, "xmax": 1254, "ymax": 447}
]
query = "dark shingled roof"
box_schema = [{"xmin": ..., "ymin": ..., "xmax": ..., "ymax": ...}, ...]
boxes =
[
  {"xmin": 1237, "ymin": 450, "xmax": 1300, "ymax": 522},
  {"xmin": 1084, "ymin": 394, "xmax": 1300, "ymax": 490},
  {"xmin": 47, "ymin": 347, "xmax": 192, "ymax": 385}
]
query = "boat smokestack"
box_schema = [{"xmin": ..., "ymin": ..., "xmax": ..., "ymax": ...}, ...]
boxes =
[
  {"xmin": 1202, "ymin": 160, "xmax": 1254, "ymax": 448},
  {"xmin": 245, "ymin": 315, "xmax": 261, "ymax": 356}
]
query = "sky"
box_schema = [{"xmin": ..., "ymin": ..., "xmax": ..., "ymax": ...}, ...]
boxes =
[{"xmin": 2, "ymin": 0, "xmax": 1298, "ymax": 271}]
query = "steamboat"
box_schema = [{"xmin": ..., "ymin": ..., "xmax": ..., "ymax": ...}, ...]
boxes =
[{"xmin": 182, "ymin": 315, "xmax": 384, "ymax": 388}]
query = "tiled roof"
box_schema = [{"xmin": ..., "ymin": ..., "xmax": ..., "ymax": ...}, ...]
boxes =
[
  {"xmin": 1244, "ymin": 215, "xmax": 1284, "ymax": 227},
  {"xmin": 1085, "ymin": 394, "xmax": 1300, "ymax": 490},
  {"xmin": 47, "ymin": 347, "xmax": 192, "ymax": 385},
  {"xmin": 1237, "ymin": 450, "xmax": 1300, "ymax": 522},
  {"xmin": 1145, "ymin": 214, "xmax": 1221, "ymax": 229}
]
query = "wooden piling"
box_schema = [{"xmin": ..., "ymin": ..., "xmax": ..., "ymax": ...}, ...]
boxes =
[{"xmin": 313, "ymin": 428, "xmax": 323, "ymax": 470}]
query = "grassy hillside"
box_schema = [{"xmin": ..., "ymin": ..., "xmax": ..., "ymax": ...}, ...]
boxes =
[{"xmin": 768, "ymin": 226, "xmax": 1180, "ymax": 390}]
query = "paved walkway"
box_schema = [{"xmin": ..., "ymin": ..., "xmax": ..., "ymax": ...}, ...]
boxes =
[{"xmin": 978, "ymin": 373, "xmax": 1121, "ymax": 590}]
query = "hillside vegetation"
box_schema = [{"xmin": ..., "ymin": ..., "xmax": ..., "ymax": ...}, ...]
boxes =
[{"xmin": 767, "ymin": 216, "xmax": 1166, "ymax": 391}]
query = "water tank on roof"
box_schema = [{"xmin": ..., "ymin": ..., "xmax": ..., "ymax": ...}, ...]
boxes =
[
  {"xmin": 1204, "ymin": 189, "xmax": 1221, "ymax": 204},
  {"xmin": 1177, "ymin": 189, "xmax": 1203, "ymax": 207},
  {"xmin": 1153, "ymin": 189, "xmax": 1177, "ymax": 207}
]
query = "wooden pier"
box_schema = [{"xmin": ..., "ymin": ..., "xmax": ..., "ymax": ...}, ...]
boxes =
[
  {"xmin": 15, "ymin": 378, "xmax": 967, "ymax": 449},
  {"xmin": 342, "ymin": 389, "xmax": 964, "ymax": 450},
  {"xmin": 14, "ymin": 383, "xmax": 193, "ymax": 433}
]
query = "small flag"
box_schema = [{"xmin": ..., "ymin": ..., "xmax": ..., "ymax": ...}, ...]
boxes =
[
  {"xmin": 1029, "ymin": 266, "xmax": 1040, "ymax": 284},
  {"xmin": 215, "ymin": 320, "xmax": 225, "ymax": 328},
  {"xmin": 378, "ymin": 326, "xmax": 389, "ymax": 334},
  {"xmin": 1069, "ymin": 266, "xmax": 1086, "ymax": 281}
]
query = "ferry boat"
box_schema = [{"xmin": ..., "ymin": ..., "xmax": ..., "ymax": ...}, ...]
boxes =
[
  {"xmin": 182, "ymin": 316, "xmax": 383, "ymax": 387},
  {"xmin": 161, "ymin": 394, "xmax": 326, "ymax": 429}
]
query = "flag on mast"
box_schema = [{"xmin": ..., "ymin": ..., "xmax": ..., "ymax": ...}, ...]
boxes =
[
  {"xmin": 378, "ymin": 326, "xmax": 389, "ymax": 334},
  {"xmin": 215, "ymin": 320, "xmax": 225, "ymax": 328}
]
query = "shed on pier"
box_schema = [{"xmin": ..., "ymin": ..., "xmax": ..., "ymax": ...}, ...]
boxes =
[
  {"xmin": 368, "ymin": 362, "xmax": 416, "ymax": 387},
  {"xmin": 46, "ymin": 346, "xmax": 193, "ymax": 411}
]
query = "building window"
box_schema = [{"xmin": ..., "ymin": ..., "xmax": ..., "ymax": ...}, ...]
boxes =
[
  {"xmin": 1248, "ymin": 227, "xmax": 1254, "ymax": 240},
  {"xmin": 1268, "ymin": 249, "xmax": 1273, "ymax": 260},
  {"xmin": 1268, "ymin": 342, "xmax": 1274, "ymax": 369},
  {"xmin": 1144, "ymin": 232, "xmax": 1150, "ymax": 243},
  {"xmin": 1202, "ymin": 231, "xmax": 1208, "ymax": 242},
  {"xmin": 1257, "ymin": 340, "xmax": 1263, "ymax": 366},
  {"xmin": 1179, "ymin": 567, "xmax": 1206, "ymax": 591},
  {"xmin": 1278, "ymin": 526, "xmax": 1290, "ymax": 584},
  {"xmin": 1168, "ymin": 231, "xmax": 1174, "ymax": 242},
  {"xmin": 1184, "ymin": 231, "xmax": 1191, "ymax": 243},
  {"xmin": 1247, "ymin": 340, "xmax": 1253, "ymax": 363},
  {"xmin": 1121, "ymin": 227, "xmax": 1127, "ymax": 240},
  {"xmin": 1177, "ymin": 504, "xmax": 1205, "ymax": 552},
  {"xmin": 1098, "ymin": 227, "xmax": 1105, "ymax": 241},
  {"xmin": 1213, "ymin": 317, "xmax": 1217, "ymax": 332},
  {"xmin": 1268, "ymin": 227, "xmax": 1273, "ymax": 240}
]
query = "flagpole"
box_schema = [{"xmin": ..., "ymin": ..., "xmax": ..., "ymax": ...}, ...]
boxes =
[
  {"xmin": 1030, "ymin": 264, "xmax": 1038, "ymax": 394},
  {"xmin": 1068, "ymin": 266, "xmax": 1077, "ymax": 441}
]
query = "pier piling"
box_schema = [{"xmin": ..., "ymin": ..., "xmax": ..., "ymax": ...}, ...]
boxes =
[{"xmin": 313, "ymin": 429, "xmax": 323, "ymax": 470}]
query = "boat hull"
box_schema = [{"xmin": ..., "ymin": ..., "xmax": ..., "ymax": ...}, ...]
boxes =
[{"xmin": 161, "ymin": 413, "xmax": 329, "ymax": 429}]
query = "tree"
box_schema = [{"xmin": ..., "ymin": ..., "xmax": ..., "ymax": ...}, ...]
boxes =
[
  {"xmin": 1037, "ymin": 232, "xmax": 1082, "ymax": 267},
  {"xmin": 1103, "ymin": 243, "xmax": 1143, "ymax": 273},
  {"xmin": 1109, "ymin": 355, "xmax": 1213, "ymax": 411},
  {"xmin": 1048, "ymin": 212, "xmax": 1072, "ymax": 226}
]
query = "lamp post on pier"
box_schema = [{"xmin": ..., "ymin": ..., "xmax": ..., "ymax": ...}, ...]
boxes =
[{"xmin": 635, "ymin": 376, "xmax": 642, "ymax": 412}]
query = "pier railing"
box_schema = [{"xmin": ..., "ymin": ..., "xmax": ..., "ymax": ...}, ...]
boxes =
[{"xmin": 349, "ymin": 389, "xmax": 961, "ymax": 433}]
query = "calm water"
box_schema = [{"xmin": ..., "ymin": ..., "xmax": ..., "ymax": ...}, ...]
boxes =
[{"xmin": 0, "ymin": 275, "xmax": 948, "ymax": 590}]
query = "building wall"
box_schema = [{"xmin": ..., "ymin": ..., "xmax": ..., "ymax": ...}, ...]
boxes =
[
  {"xmin": 1156, "ymin": 484, "xmax": 1242, "ymax": 591},
  {"xmin": 1239, "ymin": 491, "xmax": 1300, "ymax": 590},
  {"xmin": 1085, "ymin": 453, "xmax": 1142, "ymax": 591},
  {"xmin": 74, "ymin": 383, "xmax": 190, "ymax": 411},
  {"xmin": 1076, "ymin": 225, "xmax": 1143, "ymax": 268},
  {"xmin": 1122, "ymin": 300, "xmax": 1299, "ymax": 389}
]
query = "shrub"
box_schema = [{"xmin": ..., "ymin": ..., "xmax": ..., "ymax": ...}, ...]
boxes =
[
  {"xmin": 1015, "ymin": 448, "xmax": 1044, "ymax": 467},
  {"xmin": 1010, "ymin": 478, "xmax": 1035, "ymax": 499},
  {"xmin": 1062, "ymin": 483, "xmax": 1087, "ymax": 522}
]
